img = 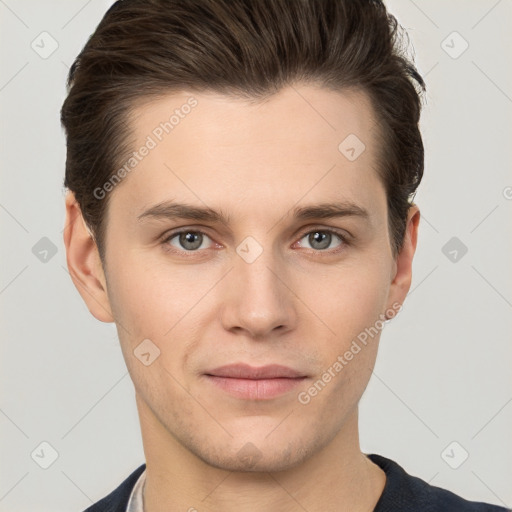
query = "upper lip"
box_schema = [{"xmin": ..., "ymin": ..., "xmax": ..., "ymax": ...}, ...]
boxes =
[{"xmin": 206, "ymin": 364, "xmax": 306, "ymax": 379}]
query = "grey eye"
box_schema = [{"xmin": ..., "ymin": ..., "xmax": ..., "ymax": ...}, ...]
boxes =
[
  {"xmin": 299, "ymin": 231, "xmax": 343, "ymax": 251},
  {"xmin": 168, "ymin": 231, "xmax": 211, "ymax": 251}
]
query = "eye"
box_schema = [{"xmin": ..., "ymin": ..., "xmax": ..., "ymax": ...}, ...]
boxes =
[
  {"xmin": 163, "ymin": 230, "xmax": 213, "ymax": 252},
  {"xmin": 296, "ymin": 229, "xmax": 347, "ymax": 251},
  {"xmin": 161, "ymin": 227, "xmax": 349, "ymax": 255}
]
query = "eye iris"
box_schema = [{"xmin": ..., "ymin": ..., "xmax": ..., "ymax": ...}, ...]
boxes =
[
  {"xmin": 309, "ymin": 231, "xmax": 331, "ymax": 250},
  {"xmin": 172, "ymin": 231, "xmax": 337, "ymax": 252},
  {"xmin": 179, "ymin": 232, "xmax": 202, "ymax": 250}
]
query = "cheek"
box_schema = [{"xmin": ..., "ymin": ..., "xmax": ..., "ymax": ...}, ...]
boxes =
[
  {"xmin": 295, "ymin": 259, "xmax": 390, "ymax": 405},
  {"xmin": 106, "ymin": 264, "xmax": 196, "ymax": 409},
  {"xmin": 295, "ymin": 266, "xmax": 389, "ymax": 419},
  {"xmin": 309, "ymin": 259, "xmax": 391, "ymax": 350},
  {"xmin": 105, "ymin": 255, "xmax": 217, "ymax": 380},
  {"xmin": 106, "ymin": 254, "xmax": 205, "ymax": 337}
]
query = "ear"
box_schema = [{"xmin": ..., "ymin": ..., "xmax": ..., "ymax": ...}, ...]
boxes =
[
  {"xmin": 385, "ymin": 204, "xmax": 420, "ymax": 315},
  {"xmin": 63, "ymin": 191, "xmax": 114, "ymax": 323}
]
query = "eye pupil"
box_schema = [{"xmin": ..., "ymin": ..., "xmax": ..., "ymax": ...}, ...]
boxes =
[
  {"xmin": 167, "ymin": 229, "xmax": 343, "ymax": 254},
  {"xmin": 179, "ymin": 232, "xmax": 202, "ymax": 250},
  {"xmin": 309, "ymin": 231, "xmax": 331, "ymax": 250}
]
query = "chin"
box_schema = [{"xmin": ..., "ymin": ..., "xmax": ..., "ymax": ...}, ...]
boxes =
[
  {"xmin": 201, "ymin": 448, "xmax": 305, "ymax": 473},
  {"xmin": 187, "ymin": 433, "xmax": 318, "ymax": 473}
]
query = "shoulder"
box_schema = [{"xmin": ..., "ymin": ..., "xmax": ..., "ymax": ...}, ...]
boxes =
[
  {"xmin": 82, "ymin": 463, "xmax": 146, "ymax": 512},
  {"xmin": 368, "ymin": 454, "xmax": 510, "ymax": 512}
]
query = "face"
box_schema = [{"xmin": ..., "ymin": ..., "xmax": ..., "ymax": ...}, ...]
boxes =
[{"xmin": 65, "ymin": 84, "xmax": 418, "ymax": 473}]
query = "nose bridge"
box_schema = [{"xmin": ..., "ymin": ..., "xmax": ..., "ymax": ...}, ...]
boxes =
[{"xmin": 221, "ymin": 235, "xmax": 296, "ymax": 337}]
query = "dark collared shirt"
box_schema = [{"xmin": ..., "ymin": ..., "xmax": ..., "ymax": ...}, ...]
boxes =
[{"xmin": 82, "ymin": 453, "xmax": 510, "ymax": 511}]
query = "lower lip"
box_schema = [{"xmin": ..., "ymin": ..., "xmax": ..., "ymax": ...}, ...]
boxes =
[{"xmin": 205, "ymin": 375, "xmax": 307, "ymax": 400}]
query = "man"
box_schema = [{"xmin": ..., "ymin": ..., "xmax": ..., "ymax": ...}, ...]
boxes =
[{"xmin": 61, "ymin": 0, "xmax": 509, "ymax": 510}]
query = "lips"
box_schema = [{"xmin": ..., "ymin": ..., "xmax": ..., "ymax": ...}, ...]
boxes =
[
  {"xmin": 206, "ymin": 363, "xmax": 306, "ymax": 379},
  {"xmin": 204, "ymin": 364, "xmax": 308, "ymax": 400}
]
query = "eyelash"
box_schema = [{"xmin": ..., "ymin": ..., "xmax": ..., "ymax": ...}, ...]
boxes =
[{"xmin": 160, "ymin": 227, "xmax": 351, "ymax": 256}]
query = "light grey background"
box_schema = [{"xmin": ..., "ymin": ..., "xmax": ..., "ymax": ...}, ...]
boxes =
[{"xmin": 1, "ymin": 1, "xmax": 511, "ymax": 511}]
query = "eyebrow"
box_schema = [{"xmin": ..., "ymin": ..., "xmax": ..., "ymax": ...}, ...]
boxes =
[{"xmin": 136, "ymin": 200, "xmax": 370, "ymax": 225}]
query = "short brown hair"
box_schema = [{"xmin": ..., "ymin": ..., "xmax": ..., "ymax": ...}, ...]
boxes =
[{"xmin": 61, "ymin": 0, "xmax": 425, "ymax": 262}]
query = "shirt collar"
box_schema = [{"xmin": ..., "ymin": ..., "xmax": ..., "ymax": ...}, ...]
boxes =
[{"xmin": 126, "ymin": 467, "xmax": 146, "ymax": 512}]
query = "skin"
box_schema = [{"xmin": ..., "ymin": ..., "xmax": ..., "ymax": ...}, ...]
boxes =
[{"xmin": 64, "ymin": 84, "xmax": 420, "ymax": 512}]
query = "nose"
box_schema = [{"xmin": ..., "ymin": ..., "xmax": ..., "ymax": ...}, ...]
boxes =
[{"xmin": 219, "ymin": 244, "xmax": 298, "ymax": 340}]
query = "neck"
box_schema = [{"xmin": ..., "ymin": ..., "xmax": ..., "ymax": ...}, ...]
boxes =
[{"xmin": 136, "ymin": 395, "xmax": 385, "ymax": 512}]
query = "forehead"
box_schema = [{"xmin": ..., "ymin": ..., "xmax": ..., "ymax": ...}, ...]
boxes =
[
  {"xmin": 129, "ymin": 84, "xmax": 378, "ymax": 155},
  {"xmin": 113, "ymin": 84, "xmax": 384, "ymax": 220}
]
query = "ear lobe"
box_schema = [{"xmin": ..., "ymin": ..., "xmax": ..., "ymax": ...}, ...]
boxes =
[
  {"xmin": 386, "ymin": 204, "xmax": 421, "ymax": 313},
  {"xmin": 63, "ymin": 191, "xmax": 114, "ymax": 323}
]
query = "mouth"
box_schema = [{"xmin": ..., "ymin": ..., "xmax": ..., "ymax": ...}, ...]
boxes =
[{"xmin": 204, "ymin": 363, "xmax": 308, "ymax": 400}]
